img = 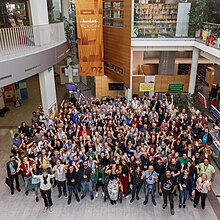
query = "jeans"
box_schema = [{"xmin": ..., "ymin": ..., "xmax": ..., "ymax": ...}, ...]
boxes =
[
  {"xmin": 9, "ymin": 173, "xmax": 20, "ymax": 192},
  {"xmin": 32, "ymin": 182, "xmax": 40, "ymax": 196},
  {"xmin": 81, "ymin": 181, "xmax": 93, "ymax": 196},
  {"xmin": 131, "ymin": 184, "xmax": 141, "ymax": 198},
  {"xmin": 179, "ymin": 188, "xmax": 188, "ymax": 205},
  {"xmin": 194, "ymin": 189, "xmax": 207, "ymax": 209},
  {"xmin": 145, "ymin": 184, "xmax": 156, "ymax": 202},
  {"xmin": 163, "ymin": 192, "xmax": 174, "ymax": 209},
  {"xmin": 24, "ymin": 176, "xmax": 32, "ymax": 192},
  {"xmin": 67, "ymin": 185, "xmax": 79, "ymax": 200},
  {"xmin": 41, "ymin": 189, "xmax": 53, "ymax": 207},
  {"xmin": 56, "ymin": 180, "xmax": 67, "ymax": 195}
]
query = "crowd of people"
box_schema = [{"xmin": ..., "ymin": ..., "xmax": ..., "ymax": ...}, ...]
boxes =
[{"xmin": 6, "ymin": 93, "xmax": 216, "ymax": 215}]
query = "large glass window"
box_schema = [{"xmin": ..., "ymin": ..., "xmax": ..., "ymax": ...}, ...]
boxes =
[{"xmin": 0, "ymin": 0, "xmax": 29, "ymax": 28}]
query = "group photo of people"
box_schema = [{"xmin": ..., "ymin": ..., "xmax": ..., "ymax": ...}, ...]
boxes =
[{"xmin": 6, "ymin": 93, "xmax": 216, "ymax": 215}]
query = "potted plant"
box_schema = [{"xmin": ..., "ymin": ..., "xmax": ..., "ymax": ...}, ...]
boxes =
[{"xmin": 189, "ymin": 0, "xmax": 214, "ymax": 37}]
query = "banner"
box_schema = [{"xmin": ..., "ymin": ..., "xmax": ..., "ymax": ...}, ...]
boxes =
[
  {"xmin": 140, "ymin": 83, "xmax": 155, "ymax": 92},
  {"xmin": 75, "ymin": 0, "xmax": 104, "ymax": 76},
  {"xmin": 210, "ymin": 105, "xmax": 220, "ymax": 123},
  {"xmin": 198, "ymin": 92, "xmax": 207, "ymax": 109}
]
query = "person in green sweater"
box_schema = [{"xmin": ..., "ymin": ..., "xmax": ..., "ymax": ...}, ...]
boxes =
[
  {"xmin": 94, "ymin": 164, "xmax": 105, "ymax": 198},
  {"xmin": 176, "ymin": 152, "xmax": 191, "ymax": 168}
]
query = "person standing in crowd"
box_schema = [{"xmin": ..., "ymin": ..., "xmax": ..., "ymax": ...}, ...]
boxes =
[
  {"xmin": 142, "ymin": 165, "xmax": 158, "ymax": 206},
  {"xmin": 178, "ymin": 168, "xmax": 195, "ymax": 208},
  {"xmin": 53, "ymin": 159, "xmax": 67, "ymax": 198},
  {"xmin": 6, "ymin": 155, "xmax": 21, "ymax": 195},
  {"xmin": 18, "ymin": 156, "xmax": 33, "ymax": 196},
  {"xmin": 194, "ymin": 173, "xmax": 211, "ymax": 209},
  {"xmin": 65, "ymin": 163, "xmax": 80, "ymax": 204},
  {"xmin": 119, "ymin": 159, "xmax": 130, "ymax": 198},
  {"xmin": 30, "ymin": 167, "xmax": 54, "ymax": 212},
  {"xmin": 31, "ymin": 162, "xmax": 41, "ymax": 202},
  {"xmin": 80, "ymin": 161, "xmax": 94, "ymax": 200},
  {"xmin": 159, "ymin": 170, "xmax": 177, "ymax": 215},
  {"xmin": 130, "ymin": 166, "xmax": 142, "ymax": 203},
  {"xmin": 94, "ymin": 163, "xmax": 105, "ymax": 198},
  {"xmin": 198, "ymin": 158, "xmax": 215, "ymax": 182}
]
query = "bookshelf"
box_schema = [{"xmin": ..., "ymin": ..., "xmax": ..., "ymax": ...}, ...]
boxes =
[
  {"xmin": 103, "ymin": 1, "xmax": 124, "ymax": 27},
  {"xmin": 134, "ymin": 0, "xmax": 178, "ymax": 37}
]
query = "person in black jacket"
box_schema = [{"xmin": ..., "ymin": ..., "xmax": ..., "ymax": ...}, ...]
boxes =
[{"xmin": 6, "ymin": 155, "xmax": 21, "ymax": 194}]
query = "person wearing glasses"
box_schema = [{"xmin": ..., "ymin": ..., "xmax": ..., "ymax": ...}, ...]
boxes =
[{"xmin": 194, "ymin": 173, "xmax": 211, "ymax": 209}]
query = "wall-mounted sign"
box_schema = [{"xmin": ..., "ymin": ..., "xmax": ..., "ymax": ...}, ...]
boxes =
[
  {"xmin": 168, "ymin": 83, "xmax": 184, "ymax": 92},
  {"xmin": 75, "ymin": 0, "xmax": 104, "ymax": 76},
  {"xmin": 218, "ymin": 38, "xmax": 220, "ymax": 48},
  {"xmin": 140, "ymin": 83, "xmax": 155, "ymax": 92}
]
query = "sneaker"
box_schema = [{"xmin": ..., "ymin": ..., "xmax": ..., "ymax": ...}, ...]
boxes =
[
  {"xmin": 130, "ymin": 198, "xmax": 134, "ymax": 203},
  {"xmin": 36, "ymin": 196, "xmax": 39, "ymax": 202},
  {"xmin": 183, "ymin": 204, "xmax": 186, "ymax": 208},
  {"xmin": 17, "ymin": 188, "xmax": 21, "ymax": 192},
  {"xmin": 102, "ymin": 192, "xmax": 105, "ymax": 197},
  {"xmin": 143, "ymin": 200, "xmax": 148, "ymax": 205},
  {"xmin": 64, "ymin": 192, "xmax": 67, "ymax": 197},
  {"xmin": 162, "ymin": 203, "xmax": 167, "ymax": 209},
  {"xmin": 67, "ymin": 198, "xmax": 71, "ymax": 205},
  {"xmin": 91, "ymin": 195, "xmax": 94, "ymax": 200},
  {"xmin": 25, "ymin": 191, "xmax": 28, "ymax": 196},
  {"xmin": 125, "ymin": 195, "xmax": 129, "ymax": 199},
  {"xmin": 136, "ymin": 195, "xmax": 139, "ymax": 200},
  {"xmin": 193, "ymin": 203, "xmax": 197, "ymax": 208},
  {"xmin": 202, "ymin": 206, "xmax": 205, "ymax": 210},
  {"xmin": 11, "ymin": 190, "xmax": 14, "ymax": 195},
  {"xmin": 95, "ymin": 192, "xmax": 99, "ymax": 198},
  {"xmin": 58, "ymin": 194, "xmax": 62, "ymax": 198},
  {"xmin": 179, "ymin": 204, "xmax": 182, "ymax": 208},
  {"xmin": 158, "ymin": 192, "xmax": 162, "ymax": 196},
  {"xmin": 171, "ymin": 209, "xmax": 174, "ymax": 215},
  {"xmin": 52, "ymin": 184, "xmax": 56, "ymax": 188},
  {"xmin": 81, "ymin": 194, "xmax": 85, "ymax": 200},
  {"xmin": 43, "ymin": 207, "xmax": 48, "ymax": 213},
  {"xmin": 152, "ymin": 200, "xmax": 157, "ymax": 206},
  {"xmin": 49, "ymin": 206, "xmax": 52, "ymax": 212},
  {"xmin": 76, "ymin": 197, "xmax": 80, "ymax": 202}
]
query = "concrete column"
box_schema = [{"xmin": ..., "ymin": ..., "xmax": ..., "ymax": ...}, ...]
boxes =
[
  {"xmin": 188, "ymin": 47, "xmax": 200, "ymax": 94},
  {"xmin": 30, "ymin": 0, "xmax": 49, "ymax": 25},
  {"xmin": 62, "ymin": 0, "xmax": 69, "ymax": 19},
  {"xmin": 126, "ymin": 49, "xmax": 133, "ymax": 101},
  {"xmin": 30, "ymin": 0, "xmax": 50, "ymax": 45},
  {"xmin": 158, "ymin": 51, "xmax": 176, "ymax": 75},
  {"xmin": 30, "ymin": 0, "xmax": 57, "ymax": 116},
  {"xmin": 39, "ymin": 67, "xmax": 57, "ymax": 116}
]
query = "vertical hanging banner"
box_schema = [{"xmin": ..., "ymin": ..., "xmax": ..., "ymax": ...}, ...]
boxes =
[{"xmin": 75, "ymin": 0, "xmax": 104, "ymax": 76}]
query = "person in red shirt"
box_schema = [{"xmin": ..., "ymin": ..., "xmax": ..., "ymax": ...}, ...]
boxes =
[{"xmin": 18, "ymin": 156, "xmax": 33, "ymax": 195}]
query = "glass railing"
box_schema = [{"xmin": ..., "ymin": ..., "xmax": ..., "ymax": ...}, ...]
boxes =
[
  {"xmin": 0, "ymin": 22, "xmax": 66, "ymax": 56},
  {"xmin": 195, "ymin": 22, "xmax": 220, "ymax": 49},
  {"xmin": 132, "ymin": 21, "xmax": 190, "ymax": 38}
]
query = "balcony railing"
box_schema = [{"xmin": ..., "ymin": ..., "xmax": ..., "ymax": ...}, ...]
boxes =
[
  {"xmin": 195, "ymin": 22, "xmax": 220, "ymax": 49},
  {"xmin": 132, "ymin": 21, "xmax": 190, "ymax": 38},
  {"xmin": 0, "ymin": 22, "xmax": 66, "ymax": 56}
]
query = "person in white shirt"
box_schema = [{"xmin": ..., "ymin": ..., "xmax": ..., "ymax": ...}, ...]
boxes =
[
  {"xmin": 30, "ymin": 166, "xmax": 54, "ymax": 212},
  {"xmin": 53, "ymin": 159, "xmax": 67, "ymax": 198},
  {"xmin": 194, "ymin": 173, "xmax": 211, "ymax": 209}
]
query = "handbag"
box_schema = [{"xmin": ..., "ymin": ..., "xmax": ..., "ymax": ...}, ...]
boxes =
[{"xmin": 5, "ymin": 177, "xmax": 11, "ymax": 188}]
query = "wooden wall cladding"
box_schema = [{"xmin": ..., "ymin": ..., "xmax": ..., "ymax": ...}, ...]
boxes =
[
  {"xmin": 132, "ymin": 75, "xmax": 145, "ymax": 97},
  {"xmin": 132, "ymin": 74, "xmax": 190, "ymax": 97},
  {"xmin": 155, "ymin": 75, "xmax": 190, "ymax": 93},
  {"xmin": 103, "ymin": 0, "xmax": 132, "ymax": 88},
  {"xmin": 95, "ymin": 75, "xmax": 125, "ymax": 98}
]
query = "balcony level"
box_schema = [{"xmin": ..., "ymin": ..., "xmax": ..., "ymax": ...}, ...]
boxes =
[{"xmin": 0, "ymin": 22, "xmax": 68, "ymax": 87}]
